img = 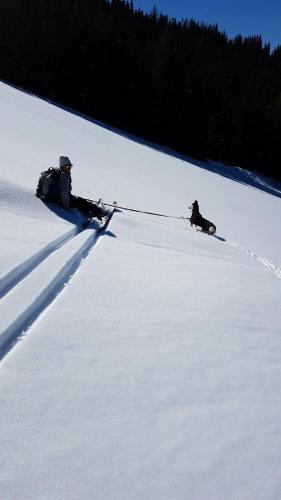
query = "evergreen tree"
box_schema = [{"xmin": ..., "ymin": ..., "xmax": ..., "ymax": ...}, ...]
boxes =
[{"xmin": 0, "ymin": 0, "xmax": 280, "ymax": 181}]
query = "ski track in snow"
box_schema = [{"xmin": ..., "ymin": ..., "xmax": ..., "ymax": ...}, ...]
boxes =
[
  {"xmin": 0, "ymin": 226, "xmax": 80, "ymax": 300},
  {"xmin": 229, "ymin": 242, "xmax": 281, "ymax": 281},
  {"xmin": 0, "ymin": 219, "xmax": 111, "ymax": 361},
  {"xmin": 0, "ymin": 208, "xmax": 279, "ymax": 363},
  {"xmin": 198, "ymin": 231, "xmax": 281, "ymax": 282},
  {"xmin": 201, "ymin": 230, "xmax": 281, "ymax": 281},
  {"xmin": 126, "ymin": 211, "xmax": 281, "ymax": 282}
]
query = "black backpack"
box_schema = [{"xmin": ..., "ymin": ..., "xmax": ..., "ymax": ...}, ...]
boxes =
[{"xmin": 36, "ymin": 168, "xmax": 60, "ymax": 201}]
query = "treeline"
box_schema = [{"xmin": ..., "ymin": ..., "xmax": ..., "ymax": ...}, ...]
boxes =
[{"xmin": 0, "ymin": 0, "xmax": 281, "ymax": 180}]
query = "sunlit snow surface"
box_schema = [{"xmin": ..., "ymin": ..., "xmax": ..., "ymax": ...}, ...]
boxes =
[{"xmin": 0, "ymin": 81, "xmax": 281, "ymax": 499}]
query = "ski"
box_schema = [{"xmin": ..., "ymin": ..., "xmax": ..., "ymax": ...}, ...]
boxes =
[
  {"xmin": 98, "ymin": 201, "xmax": 117, "ymax": 233},
  {"xmin": 82, "ymin": 201, "xmax": 117, "ymax": 231}
]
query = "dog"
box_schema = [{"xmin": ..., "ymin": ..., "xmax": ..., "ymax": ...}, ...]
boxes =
[{"xmin": 189, "ymin": 200, "xmax": 216, "ymax": 234}]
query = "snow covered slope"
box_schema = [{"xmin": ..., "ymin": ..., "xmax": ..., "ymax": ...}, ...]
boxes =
[{"xmin": 0, "ymin": 81, "xmax": 281, "ymax": 499}]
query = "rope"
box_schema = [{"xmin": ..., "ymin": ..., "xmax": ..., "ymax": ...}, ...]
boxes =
[{"xmin": 90, "ymin": 199, "xmax": 189, "ymax": 220}]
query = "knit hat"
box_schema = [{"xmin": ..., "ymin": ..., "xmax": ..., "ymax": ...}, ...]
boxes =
[{"xmin": 59, "ymin": 156, "xmax": 72, "ymax": 168}]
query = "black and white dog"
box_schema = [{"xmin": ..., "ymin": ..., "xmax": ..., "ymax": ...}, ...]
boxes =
[{"xmin": 189, "ymin": 200, "xmax": 216, "ymax": 235}]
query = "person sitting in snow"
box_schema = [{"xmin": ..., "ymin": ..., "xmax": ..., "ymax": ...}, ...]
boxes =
[{"xmin": 36, "ymin": 156, "xmax": 109, "ymax": 220}]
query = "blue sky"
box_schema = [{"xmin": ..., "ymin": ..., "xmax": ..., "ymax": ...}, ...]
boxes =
[{"xmin": 133, "ymin": 0, "xmax": 281, "ymax": 50}]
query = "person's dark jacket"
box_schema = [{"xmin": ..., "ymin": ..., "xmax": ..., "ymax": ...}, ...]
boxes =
[{"xmin": 59, "ymin": 170, "xmax": 72, "ymax": 209}]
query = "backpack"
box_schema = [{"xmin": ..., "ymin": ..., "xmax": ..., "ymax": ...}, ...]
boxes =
[{"xmin": 36, "ymin": 168, "xmax": 60, "ymax": 201}]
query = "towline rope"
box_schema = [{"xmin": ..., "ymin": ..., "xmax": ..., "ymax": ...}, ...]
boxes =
[{"xmin": 90, "ymin": 199, "xmax": 189, "ymax": 220}]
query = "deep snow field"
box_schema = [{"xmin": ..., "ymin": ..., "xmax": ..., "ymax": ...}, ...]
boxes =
[{"xmin": 0, "ymin": 81, "xmax": 281, "ymax": 499}]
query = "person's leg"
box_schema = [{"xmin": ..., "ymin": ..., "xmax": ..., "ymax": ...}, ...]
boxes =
[{"xmin": 70, "ymin": 195, "xmax": 104, "ymax": 219}]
